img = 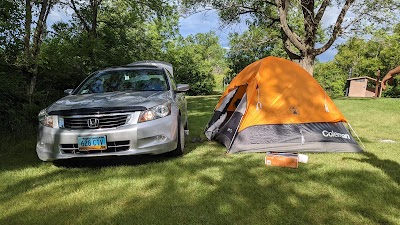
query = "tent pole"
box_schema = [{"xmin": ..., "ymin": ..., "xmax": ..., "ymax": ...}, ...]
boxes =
[{"xmin": 347, "ymin": 122, "xmax": 366, "ymax": 149}]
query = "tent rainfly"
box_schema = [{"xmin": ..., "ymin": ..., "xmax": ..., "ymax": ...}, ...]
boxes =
[{"xmin": 205, "ymin": 56, "xmax": 363, "ymax": 153}]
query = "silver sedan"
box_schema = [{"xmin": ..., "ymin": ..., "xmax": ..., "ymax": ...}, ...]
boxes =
[{"xmin": 36, "ymin": 61, "xmax": 189, "ymax": 162}]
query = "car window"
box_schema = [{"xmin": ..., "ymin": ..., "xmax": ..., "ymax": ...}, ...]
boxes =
[
  {"xmin": 76, "ymin": 69, "xmax": 169, "ymax": 94},
  {"xmin": 165, "ymin": 70, "xmax": 177, "ymax": 91}
]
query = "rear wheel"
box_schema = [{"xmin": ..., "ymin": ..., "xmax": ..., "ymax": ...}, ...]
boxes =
[{"xmin": 169, "ymin": 115, "xmax": 185, "ymax": 156}]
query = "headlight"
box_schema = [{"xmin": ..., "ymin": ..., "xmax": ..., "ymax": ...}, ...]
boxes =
[
  {"xmin": 38, "ymin": 109, "xmax": 54, "ymax": 127},
  {"xmin": 138, "ymin": 102, "xmax": 171, "ymax": 123}
]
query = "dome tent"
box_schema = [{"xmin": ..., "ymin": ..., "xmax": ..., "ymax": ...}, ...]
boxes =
[{"xmin": 205, "ymin": 56, "xmax": 363, "ymax": 153}]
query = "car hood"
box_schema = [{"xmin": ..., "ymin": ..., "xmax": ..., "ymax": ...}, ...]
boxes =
[{"xmin": 47, "ymin": 91, "xmax": 171, "ymax": 115}]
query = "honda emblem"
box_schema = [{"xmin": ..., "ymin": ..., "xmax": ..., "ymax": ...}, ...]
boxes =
[{"xmin": 87, "ymin": 118, "xmax": 100, "ymax": 128}]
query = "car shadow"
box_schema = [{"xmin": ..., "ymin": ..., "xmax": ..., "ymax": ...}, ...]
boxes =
[{"xmin": 52, "ymin": 153, "xmax": 178, "ymax": 168}]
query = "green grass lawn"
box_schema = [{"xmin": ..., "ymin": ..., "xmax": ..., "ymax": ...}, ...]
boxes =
[{"xmin": 0, "ymin": 97, "xmax": 399, "ymax": 225}]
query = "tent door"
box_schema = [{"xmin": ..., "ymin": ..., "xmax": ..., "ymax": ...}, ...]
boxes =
[
  {"xmin": 214, "ymin": 93, "xmax": 247, "ymax": 149},
  {"xmin": 205, "ymin": 87, "xmax": 239, "ymax": 140},
  {"xmin": 205, "ymin": 85, "xmax": 247, "ymax": 141}
]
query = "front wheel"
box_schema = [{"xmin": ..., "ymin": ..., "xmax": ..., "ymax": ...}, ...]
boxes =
[{"xmin": 169, "ymin": 115, "xmax": 185, "ymax": 156}]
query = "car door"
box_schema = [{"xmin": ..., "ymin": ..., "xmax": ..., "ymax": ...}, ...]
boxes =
[{"xmin": 165, "ymin": 69, "xmax": 188, "ymax": 126}]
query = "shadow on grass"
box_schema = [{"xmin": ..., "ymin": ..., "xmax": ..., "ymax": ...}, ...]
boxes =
[
  {"xmin": 105, "ymin": 154, "xmax": 400, "ymax": 224},
  {"xmin": 1, "ymin": 150, "xmax": 399, "ymax": 225},
  {"xmin": 0, "ymin": 137, "xmax": 42, "ymax": 171},
  {"xmin": 52, "ymin": 154, "xmax": 175, "ymax": 168},
  {"xmin": 1, "ymin": 97, "xmax": 399, "ymax": 224},
  {"xmin": 0, "ymin": 136, "xmax": 206, "ymax": 171},
  {"xmin": 343, "ymin": 151, "xmax": 400, "ymax": 185}
]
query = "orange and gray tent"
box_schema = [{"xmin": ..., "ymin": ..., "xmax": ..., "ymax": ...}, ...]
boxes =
[{"xmin": 205, "ymin": 56, "xmax": 363, "ymax": 153}]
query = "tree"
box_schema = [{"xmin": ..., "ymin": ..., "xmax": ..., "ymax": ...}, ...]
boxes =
[
  {"xmin": 22, "ymin": 0, "xmax": 56, "ymax": 103},
  {"xmin": 182, "ymin": 0, "xmax": 400, "ymax": 75},
  {"xmin": 227, "ymin": 25, "xmax": 287, "ymax": 77},
  {"xmin": 64, "ymin": 0, "xmax": 177, "ymax": 68},
  {"xmin": 37, "ymin": 0, "xmax": 179, "ymax": 103},
  {"xmin": 0, "ymin": 0, "xmax": 184, "ymax": 133},
  {"xmin": 68, "ymin": 0, "xmax": 101, "ymax": 38},
  {"xmin": 166, "ymin": 32, "xmax": 229, "ymax": 95},
  {"xmin": 0, "ymin": 0, "xmax": 24, "ymax": 55},
  {"xmin": 314, "ymin": 61, "xmax": 346, "ymax": 98},
  {"xmin": 315, "ymin": 23, "xmax": 400, "ymax": 97},
  {"xmin": 334, "ymin": 28, "xmax": 400, "ymax": 78}
]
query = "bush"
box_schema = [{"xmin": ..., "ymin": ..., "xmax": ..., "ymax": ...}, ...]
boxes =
[
  {"xmin": 314, "ymin": 62, "xmax": 347, "ymax": 98},
  {"xmin": 382, "ymin": 77, "xmax": 400, "ymax": 97},
  {"xmin": 184, "ymin": 71, "xmax": 215, "ymax": 95}
]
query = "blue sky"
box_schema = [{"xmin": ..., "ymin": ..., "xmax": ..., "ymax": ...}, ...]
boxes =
[{"xmin": 48, "ymin": 7, "xmax": 339, "ymax": 62}]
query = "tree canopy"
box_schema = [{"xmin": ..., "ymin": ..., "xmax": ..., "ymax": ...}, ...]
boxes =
[
  {"xmin": 0, "ymin": 0, "xmax": 228, "ymax": 134},
  {"xmin": 166, "ymin": 32, "xmax": 229, "ymax": 95},
  {"xmin": 314, "ymin": 24, "xmax": 400, "ymax": 98},
  {"xmin": 182, "ymin": 0, "xmax": 400, "ymax": 75}
]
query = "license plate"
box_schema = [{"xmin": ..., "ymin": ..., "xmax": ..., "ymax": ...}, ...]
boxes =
[{"xmin": 78, "ymin": 136, "xmax": 107, "ymax": 151}]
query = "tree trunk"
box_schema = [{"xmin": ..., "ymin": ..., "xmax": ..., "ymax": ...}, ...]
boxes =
[
  {"xmin": 28, "ymin": 68, "xmax": 37, "ymax": 103},
  {"xmin": 91, "ymin": 0, "xmax": 99, "ymax": 38},
  {"xmin": 25, "ymin": 0, "xmax": 52, "ymax": 103},
  {"xmin": 297, "ymin": 54, "xmax": 315, "ymax": 76},
  {"xmin": 70, "ymin": 0, "xmax": 100, "ymax": 67},
  {"xmin": 24, "ymin": 0, "xmax": 33, "ymax": 102},
  {"xmin": 24, "ymin": 0, "xmax": 31, "ymax": 62}
]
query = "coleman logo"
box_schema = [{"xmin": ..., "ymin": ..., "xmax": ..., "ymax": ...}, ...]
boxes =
[{"xmin": 322, "ymin": 130, "xmax": 350, "ymax": 139}]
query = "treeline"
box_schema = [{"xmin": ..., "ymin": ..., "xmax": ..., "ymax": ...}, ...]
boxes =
[{"xmin": 0, "ymin": 0, "xmax": 228, "ymax": 135}]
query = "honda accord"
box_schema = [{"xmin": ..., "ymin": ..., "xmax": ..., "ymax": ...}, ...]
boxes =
[{"xmin": 36, "ymin": 61, "xmax": 189, "ymax": 161}]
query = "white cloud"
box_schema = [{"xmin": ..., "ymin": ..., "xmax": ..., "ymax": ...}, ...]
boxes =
[
  {"xmin": 179, "ymin": 10, "xmax": 248, "ymax": 47},
  {"xmin": 321, "ymin": 6, "xmax": 341, "ymax": 29},
  {"xmin": 47, "ymin": 7, "xmax": 73, "ymax": 27}
]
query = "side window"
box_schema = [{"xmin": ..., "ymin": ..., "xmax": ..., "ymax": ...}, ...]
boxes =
[{"xmin": 166, "ymin": 70, "xmax": 177, "ymax": 91}]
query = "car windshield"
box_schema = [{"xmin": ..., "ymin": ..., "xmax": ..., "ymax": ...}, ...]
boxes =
[{"xmin": 75, "ymin": 68, "xmax": 169, "ymax": 94}]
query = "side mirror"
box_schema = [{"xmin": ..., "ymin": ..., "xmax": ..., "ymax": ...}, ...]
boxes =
[
  {"xmin": 176, "ymin": 84, "xmax": 190, "ymax": 93},
  {"xmin": 64, "ymin": 89, "xmax": 74, "ymax": 96}
]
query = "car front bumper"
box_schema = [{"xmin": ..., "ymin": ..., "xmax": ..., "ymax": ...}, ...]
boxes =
[{"xmin": 36, "ymin": 115, "xmax": 178, "ymax": 161}]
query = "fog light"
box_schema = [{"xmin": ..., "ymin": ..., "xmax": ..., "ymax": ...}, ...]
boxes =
[{"xmin": 156, "ymin": 135, "xmax": 167, "ymax": 142}]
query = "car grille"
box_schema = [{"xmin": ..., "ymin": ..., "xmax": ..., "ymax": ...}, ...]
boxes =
[
  {"xmin": 63, "ymin": 114, "xmax": 129, "ymax": 129},
  {"xmin": 60, "ymin": 140, "xmax": 130, "ymax": 154}
]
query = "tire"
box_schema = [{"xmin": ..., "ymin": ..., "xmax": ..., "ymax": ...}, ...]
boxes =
[{"xmin": 169, "ymin": 115, "xmax": 185, "ymax": 156}]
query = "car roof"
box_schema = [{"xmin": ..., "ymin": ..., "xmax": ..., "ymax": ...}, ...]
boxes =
[
  {"xmin": 126, "ymin": 61, "xmax": 173, "ymax": 77},
  {"xmin": 104, "ymin": 65, "xmax": 163, "ymax": 71}
]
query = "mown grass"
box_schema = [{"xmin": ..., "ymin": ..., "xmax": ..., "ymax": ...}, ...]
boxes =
[{"xmin": 0, "ymin": 97, "xmax": 399, "ymax": 225}]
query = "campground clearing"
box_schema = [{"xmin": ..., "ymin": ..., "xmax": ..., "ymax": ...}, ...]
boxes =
[{"xmin": 0, "ymin": 96, "xmax": 399, "ymax": 225}]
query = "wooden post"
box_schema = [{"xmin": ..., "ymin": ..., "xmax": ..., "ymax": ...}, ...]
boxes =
[{"xmin": 375, "ymin": 70, "xmax": 380, "ymax": 98}]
